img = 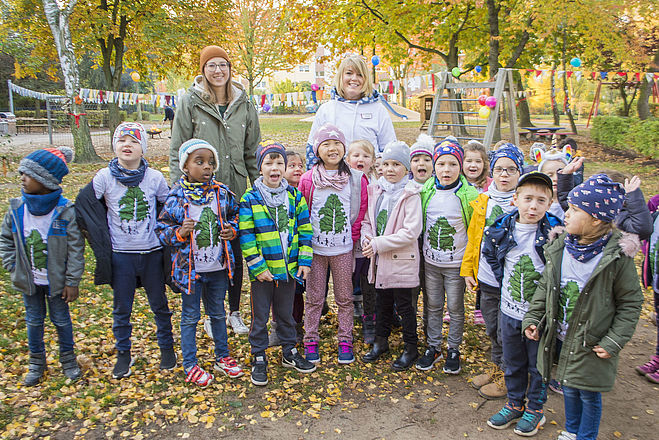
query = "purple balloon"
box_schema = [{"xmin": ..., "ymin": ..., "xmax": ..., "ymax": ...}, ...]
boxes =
[
  {"xmin": 262, "ymin": 103, "xmax": 271, "ymax": 112},
  {"xmin": 485, "ymin": 96, "xmax": 497, "ymax": 109},
  {"xmin": 311, "ymin": 83, "xmax": 319, "ymax": 91}
]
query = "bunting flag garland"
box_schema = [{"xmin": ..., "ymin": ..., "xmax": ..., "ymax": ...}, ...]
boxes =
[{"xmin": 9, "ymin": 82, "xmax": 66, "ymax": 101}]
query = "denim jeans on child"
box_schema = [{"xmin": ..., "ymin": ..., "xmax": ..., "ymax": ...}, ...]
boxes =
[
  {"xmin": 562, "ymin": 385, "xmax": 602, "ymax": 440},
  {"xmin": 23, "ymin": 285, "xmax": 74, "ymax": 354},
  {"xmin": 479, "ymin": 281, "xmax": 504, "ymax": 368},
  {"xmin": 180, "ymin": 269, "xmax": 229, "ymax": 370},
  {"xmin": 500, "ymin": 313, "xmax": 546, "ymax": 410},
  {"xmin": 111, "ymin": 250, "xmax": 174, "ymax": 352},
  {"xmin": 425, "ymin": 263, "xmax": 465, "ymax": 350}
]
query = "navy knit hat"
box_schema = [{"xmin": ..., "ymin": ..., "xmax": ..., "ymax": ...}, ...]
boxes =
[
  {"xmin": 18, "ymin": 147, "xmax": 73, "ymax": 190},
  {"xmin": 567, "ymin": 173, "xmax": 625, "ymax": 223},
  {"xmin": 490, "ymin": 143, "xmax": 524, "ymax": 174},
  {"xmin": 256, "ymin": 141, "xmax": 287, "ymax": 171}
]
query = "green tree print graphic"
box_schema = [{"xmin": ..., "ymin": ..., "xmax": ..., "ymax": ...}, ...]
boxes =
[
  {"xmin": 650, "ymin": 242, "xmax": 657, "ymax": 276},
  {"xmin": 376, "ymin": 210, "xmax": 388, "ymax": 236},
  {"xmin": 486, "ymin": 204, "xmax": 504, "ymax": 227},
  {"xmin": 509, "ymin": 255, "xmax": 541, "ymax": 302},
  {"xmin": 559, "ymin": 281, "xmax": 580, "ymax": 324},
  {"xmin": 319, "ymin": 194, "xmax": 347, "ymax": 234},
  {"xmin": 428, "ymin": 217, "xmax": 456, "ymax": 251},
  {"xmin": 26, "ymin": 229, "xmax": 47, "ymax": 270},
  {"xmin": 195, "ymin": 207, "xmax": 220, "ymax": 249},
  {"xmin": 268, "ymin": 205, "xmax": 288, "ymax": 233},
  {"xmin": 118, "ymin": 187, "xmax": 150, "ymax": 222}
]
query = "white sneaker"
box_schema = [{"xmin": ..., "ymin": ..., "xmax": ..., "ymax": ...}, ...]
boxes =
[
  {"xmin": 203, "ymin": 317, "xmax": 213, "ymax": 339},
  {"xmin": 228, "ymin": 311, "xmax": 249, "ymax": 334},
  {"xmin": 557, "ymin": 432, "xmax": 576, "ymax": 440}
]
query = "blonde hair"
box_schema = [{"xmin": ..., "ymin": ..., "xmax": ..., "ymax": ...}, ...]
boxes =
[
  {"xmin": 200, "ymin": 64, "xmax": 235, "ymax": 105},
  {"xmin": 581, "ymin": 221, "xmax": 615, "ymax": 244},
  {"xmin": 464, "ymin": 140, "xmax": 490, "ymax": 189},
  {"xmin": 348, "ymin": 139, "xmax": 377, "ymax": 179},
  {"xmin": 334, "ymin": 55, "xmax": 374, "ymax": 99},
  {"xmin": 493, "ymin": 140, "xmax": 509, "ymax": 150}
]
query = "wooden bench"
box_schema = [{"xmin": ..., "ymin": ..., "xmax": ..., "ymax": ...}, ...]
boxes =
[{"xmin": 17, "ymin": 124, "xmax": 48, "ymax": 134}]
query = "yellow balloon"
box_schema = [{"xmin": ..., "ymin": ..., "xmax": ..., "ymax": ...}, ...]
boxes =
[
  {"xmin": 131, "ymin": 71, "xmax": 140, "ymax": 82},
  {"xmin": 478, "ymin": 106, "xmax": 491, "ymax": 119}
]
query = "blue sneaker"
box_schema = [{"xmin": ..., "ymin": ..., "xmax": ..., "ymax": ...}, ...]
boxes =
[
  {"xmin": 513, "ymin": 408, "xmax": 546, "ymax": 436},
  {"xmin": 487, "ymin": 403, "xmax": 525, "ymax": 430},
  {"xmin": 338, "ymin": 341, "xmax": 355, "ymax": 364},
  {"xmin": 304, "ymin": 341, "xmax": 320, "ymax": 364}
]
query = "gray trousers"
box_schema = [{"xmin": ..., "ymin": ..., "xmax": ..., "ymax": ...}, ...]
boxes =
[
  {"xmin": 478, "ymin": 281, "xmax": 504, "ymax": 369},
  {"xmin": 424, "ymin": 263, "xmax": 465, "ymax": 350},
  {"xmin": 249, "ymin": 279, "xmax": 297, "ymax": 355}
]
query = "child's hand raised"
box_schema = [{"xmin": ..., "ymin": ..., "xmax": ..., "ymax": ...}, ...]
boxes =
[
  {"xmin": 559, "ymin": 156, "xmax": 584, "ymax": 175},
  {"xmin": 256, "ymin": 269, "xmax": 274, "ymax": 283},
  {"xmin": 624, "ymin": 176, "xmax": 641, "ymax": 193},
  {"xmin": 178, "ymin": 218, "xmax": 196, "ymax": 238},
  {"xmin": 297, "ymin": 266, "xmax": 310, "ymax": 280},
  {"xmin": 524, "ymin": 325, "xmax": 540, "ymax": 341},
  {"xmin": 592, "ymin": 345, "xmax": 611, "ymax": 359}
]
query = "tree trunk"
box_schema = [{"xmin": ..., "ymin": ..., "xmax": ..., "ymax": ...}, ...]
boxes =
[
  {"xmin": 637, "ymin": 77, "xmax": 651, "ymax": 120},
  {"xmin": 486, "ymin": 0, "xmax": 500, "ymax": 79},
  {"xmin": 108, "ymin": 103, "xmax": 121, "ymax": 137},
  {"xmin": 35, "ymin": 101, "xmax": 41, "ymax": 118},
  {"xmin": 562, "ymin": 31, "xmax": 577, "ymax": 134},
  {"xmin": 513, "ymin": 70, "xmax": 532, "ymax": 127},
  {"xmin": 550, "ymin": 64, "xmax": 560, "ymax": 126},
  {"xmin": 42, "ymin": 0, "xmax": 100, "ymax": 162},
  {"xmin": 400, "ymin": 85, "xmax": 406, "ymax": 107}
]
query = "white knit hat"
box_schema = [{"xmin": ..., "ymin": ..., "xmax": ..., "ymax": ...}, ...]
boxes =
[{"xmin": 178, "ymin": 138, "xmax": 220, "ymax": 174}]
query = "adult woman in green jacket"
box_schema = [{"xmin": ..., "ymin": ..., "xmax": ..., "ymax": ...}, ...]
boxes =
[{"xmin": 169, "ymin": 46, "xmax": 261, "ymax": 334}]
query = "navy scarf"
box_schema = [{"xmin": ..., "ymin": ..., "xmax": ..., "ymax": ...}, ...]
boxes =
[
  {"xmin": 108, "ymin": 158, "xmax": 148, "ymax": 187},
  {"xmin": 565, "ymin": 232, "xmax": 611, "ymax": 263},
  {"xmin": 22, "ymin": 188, "xmax": 62, "ymax": 216},
  {"xmin": 434, "ymin": 176, "xmax": 461, "ymax": 191}
]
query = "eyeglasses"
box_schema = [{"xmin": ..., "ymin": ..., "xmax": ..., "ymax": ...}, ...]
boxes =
[
  {"xmin": 206, "ymin": 62, "xmax": 230, "ymax": 71},
  {"xmin": 492, "ymin": 166, "xmax": 519, "ymax": 176}
]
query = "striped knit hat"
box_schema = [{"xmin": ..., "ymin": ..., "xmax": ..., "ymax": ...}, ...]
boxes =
[
  {"xmin": 18, "ymin": 147, "xmax": 73, "ymax": 190},
  {"xmin": 178, "ymin": 138, "xmax": 219, "ymax": 174}
]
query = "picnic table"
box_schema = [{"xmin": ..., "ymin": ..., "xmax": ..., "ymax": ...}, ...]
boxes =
[
  {"xmin": 16, "ymin": 117, "xmax": 49, "ymax": 134},
  {"xmin": 521, "ymin": 126, "xmax": 571, "ymax": 141}
]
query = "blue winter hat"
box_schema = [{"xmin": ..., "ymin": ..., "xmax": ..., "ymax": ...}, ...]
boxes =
[
  {"xmin": 490, "ymin": 143, "xmax": 524, "ymax": 174},
  {"xmin": 18, "ymin": 147, "xmax": 73, "ymax": 190},
  {"xmin": 256, "ymin": 141, "xmax": 287, "ymax": 171},
  {"xmin": 567, "ymin": 173, "xmax": 626, "ymax": 223},
  {"xmin": 178, "ymin": 138, "xmax": 219, "ymax": 174}
]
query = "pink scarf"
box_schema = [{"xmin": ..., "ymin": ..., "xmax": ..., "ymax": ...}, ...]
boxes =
[{"xmin": 311, "ymin": 164, "xmax": 349, "ymax": 191}]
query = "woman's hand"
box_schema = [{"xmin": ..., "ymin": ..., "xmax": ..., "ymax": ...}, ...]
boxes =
[
  {"xmin": 524, "ymin": 325, "xmax": 540, "ymax": 341},
  {"xmin": 592, "ymin": 345, "xmax": 611, "ymax": 359}
]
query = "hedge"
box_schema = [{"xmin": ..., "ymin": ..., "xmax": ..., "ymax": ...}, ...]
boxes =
[{"xmin": 591, "ymin": 116, "xmax": 659, "ymax": 159}]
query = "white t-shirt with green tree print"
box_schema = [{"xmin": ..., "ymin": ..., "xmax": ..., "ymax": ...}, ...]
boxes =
[
  {"xmin": 423, "ymin": 188, "xmax": 467, "ymax": 268},
  {"xmin": 477, "ymin": 195, "xmax": 516, "ymax": 286},
  {"xmin": 188, "ymin": 194, "xmax": 226, "ymax": 273},
  {"xmin": 310, "ymin": 174, "xmax": 352, "ymax": 256},
  {"xmin": 22, "ymin": 208, "xmax": 55, "ymax": 285}
]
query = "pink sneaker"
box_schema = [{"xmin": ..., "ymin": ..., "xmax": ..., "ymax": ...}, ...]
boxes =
[
  {"xmin": 474, "ymin": 309, "xmax": 485, "ymax": 326},
  {"xmin": 443, "ymin": 312, "xmax": 450, "ymax": 323},
  {"xmin": 647, "ymin": 370, "xmax": 659, "ymax": 384},
  {"xmin": 215, "ymin": 356, "xmax": 245, "ymax": 379},
  {"xmin": 636, "ymin": 355, "xmax": 659, "ymax": 376}
]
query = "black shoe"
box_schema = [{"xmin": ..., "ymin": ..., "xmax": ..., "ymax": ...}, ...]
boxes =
[
  {"xmin": 362, "ymin": 336, "xmax": 389, "ymax": 362},
  {"xmin": 353, "ymin": 301, "xmax": 364, "ymax": 319},
  {"xmin": 60, "ymin": 350, "xmax": 82, "ymax": 382},
  {"xmin": 159, "ymin": 347, "xmax": 177, "ymax": 370},
  {"xmin": 112, "ymin": 350, "xmax": 134, "ymax": 379},
  {"xmin": 362, "ymin": 315, "xmax": 376, "ymax": 345},
  {"xmin": 443, "ymin": 348, "xmax": 461, "ymax": 374},
  {"xmin": 321, "ymin": 300, "xmax": 330, "ymax": 316},
  {"xmin": 282, "ymin": 347, "xmax": 316, "ymax": 373},
  {"xmin": 415, "ymin": 347, "xmax": 442, "ymax": 371},
  {"xmin": 23, "ymin": 351, "xmax": 47, "ymax": 386},
  {"xmin": 251, "ymin": 353, "xmax": 268, "ymax": 386},
  {"xmin": 392, "ymin": 344, "xmax": 419, "ymax": 371}
]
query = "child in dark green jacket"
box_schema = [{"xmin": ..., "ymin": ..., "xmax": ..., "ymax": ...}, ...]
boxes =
[{"xmin": 523, "ymin": 174, "xmax": 643, "ymax": 440}]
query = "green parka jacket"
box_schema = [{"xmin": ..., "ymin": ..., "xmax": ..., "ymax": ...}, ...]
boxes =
[
  {"xmin": 169, "ymin": 77, "xmax": 261, "ymax": 198},
  {"xmin": 522, "ymin": 230, "xmax": 643, "ymax": 392}
]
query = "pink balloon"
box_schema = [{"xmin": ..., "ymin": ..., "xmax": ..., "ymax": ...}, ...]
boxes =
[
  {"xmin": 485, "ymin": 96, "xmax": 497, "ymax": 109},
  {"xmin": 311, "ymin": 83, "xmax": 319, "ymax": 91}
]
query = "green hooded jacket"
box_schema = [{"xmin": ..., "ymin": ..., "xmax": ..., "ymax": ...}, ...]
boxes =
[{"xmin": 420, "ymin": 174, "xmax": 479, "ymax": 231}]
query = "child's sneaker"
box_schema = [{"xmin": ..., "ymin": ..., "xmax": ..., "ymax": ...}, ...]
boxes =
[
  {"xmin": 159, "ymin": 347, "xmax": 177, "ymax": 370},
  {"xmin": 647, "ymin": 370, "xmax": 659, "ymax": 384},
  {"xmin": 548, "ymin": 379, "xmax": 563, "ymax": 395},
  {"xmin": 251, "ymin": 353, "xmax": 268, "ymax": 386},
  {"xmin": 185, "ymin": 364, "xmax": 214, "ymax": 387},
  {"xmin": 513, "ymin": 408, "xmax": 546, "ymax": 436},
  {"xmin": 473, "ymin": 309, "xmax": 485, "ymax": 325},
  {"xmin": 227, "ymin": 311, "xmax": 249, "ymax": 334},
  {"xmin": 415, "ymin": 347, "xmax": 442, "ymax": 371},
  {"xmin": 214, "ymin": 356, "xmax": 245, "ymax": 378},
  {"xmin": 282, "ymin": 347, "xmax": 316, "ymax": 373},
  {"xmin": 337, "ymin": 341, "xmax": 355, "ymax": 364},
  {"xmin": 304, "ymin": 341, "xmax": 320, "ymax": 363},
  {"xmin": 443, "ymin": 311, "xmax": 450, "ymax": 323},
  {"xmin": 636, "ymin": 355, "xmax": 659, "ymax": 376},
  {"xmin": 112, "ymin": 350, "xmax": 134, "ymax": 379},
  {"xmin": 557, "ymin": 431, "xmax": 577, "ymax": 440},
  {"xmin": 443, "ymin": 348, "xmax": 461, "ymax": 374},
  {"xmin": 487, "ymin": 403, "xmax": 525, "ymax": 429}
]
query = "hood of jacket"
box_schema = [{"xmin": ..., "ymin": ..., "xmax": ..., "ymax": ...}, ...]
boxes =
[{"xmin": 191, "ymin": 76, "xmax": 247, "ymax": 110}]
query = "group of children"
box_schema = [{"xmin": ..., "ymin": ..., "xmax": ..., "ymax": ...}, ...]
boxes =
[{"xmin": 1, "ymin": 120, "xmax": 656, "ymax": 440}]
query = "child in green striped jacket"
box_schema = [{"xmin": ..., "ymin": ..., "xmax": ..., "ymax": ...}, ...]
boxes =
[{"xmin": 239, "ymin": 142, "xmax": 315, "ymax": 386}]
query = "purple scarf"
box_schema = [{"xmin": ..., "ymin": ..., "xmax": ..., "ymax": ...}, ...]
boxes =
[{"xmin": 311, "ymin": 164, "xmax": 349, "ymax": 191}]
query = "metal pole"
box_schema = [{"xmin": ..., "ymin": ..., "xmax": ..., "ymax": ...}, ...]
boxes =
[
  {"xmin": 46, "ymin": 99, "xmax": 53, "ymax": 145},
  {"xmin": 8, "ymin": 80, "xmax": 14, "ymax": 113}
]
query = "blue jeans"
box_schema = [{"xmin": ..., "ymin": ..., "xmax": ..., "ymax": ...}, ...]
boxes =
[
  {"xmin": 111, "ymin": 251, "xmax": 174, "ymax": 351},
  {"xmin": 180, "ymin": 270, "xmax": 229, "ymax": 370},
  {"xmin": 23, "ymin": 285, "xmax": 74, "ymax": 354},
  {"xmin": 562, "ymin": 386, "xmax": 602, "ymax": 440},
  {"xmin": 500, "ymin": 313, "xmax": 546, "ymax": 410}
]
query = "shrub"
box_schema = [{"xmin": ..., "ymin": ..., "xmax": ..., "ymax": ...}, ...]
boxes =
[
  {"xmin": 591, "ymin": 116, "xmax": 629, "ymax": 148},
  {"xmin": 591, "ymin": 116, "xmax": 659, "ymax": 159},
  {"xmin": 628, "ymin": 119, "xmax": 659, "ymax": 159}
]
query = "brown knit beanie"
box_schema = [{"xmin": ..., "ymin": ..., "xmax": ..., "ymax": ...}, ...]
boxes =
[{"xmin": 199, "ymin": 46, "xmax": 230, "ymax": 73}]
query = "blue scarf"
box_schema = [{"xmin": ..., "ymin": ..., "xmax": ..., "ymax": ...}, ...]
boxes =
[
  {"xmin": 565, "ymin": 232, "xmax": 611, "ymax": 263},
  {"xmin": 179, "ymin": 177, "xmax": 216, "ymax": 206},
  {"xmin": 330, "ymin": 88, "xmax": 408, "ymax": 120},
  {"xmin": 22, "ymin": 188, "xmax": 62, "ymax": 216},
  {"xmin": 434, "ymin": 176, "xmax": 461, "ymax": 191},
  {"xmin": 108, "ymin": 158, "xmax": 148, "ymax": 187}
]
